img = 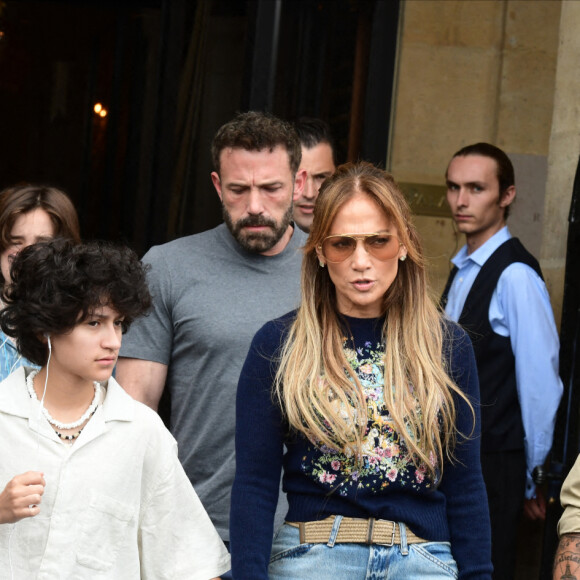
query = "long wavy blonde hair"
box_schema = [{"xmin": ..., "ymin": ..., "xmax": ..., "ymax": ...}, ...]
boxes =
[{"xmin": 275, "ymin": 162, "xmax": 473, "ymax": 480}]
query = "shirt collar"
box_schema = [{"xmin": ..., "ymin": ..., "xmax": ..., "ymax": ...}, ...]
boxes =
[
  {"xmin": 451, "ymin": 226, "xmax": 511, "ymax": 269},
  {"xmin": 101, "ymin": 376, "xmax": 135, "ymax": 422}
]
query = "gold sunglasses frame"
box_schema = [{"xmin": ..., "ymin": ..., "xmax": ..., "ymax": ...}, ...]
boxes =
[{"xmin": 318, "ymin": 233, "xmax": 403, "ymax": 263}]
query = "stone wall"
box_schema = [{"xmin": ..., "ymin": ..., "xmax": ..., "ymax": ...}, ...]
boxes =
[
  {"xmin": 389, "ymin": 0, "xmax": 567, "ymax": 322},
  {"xmin": 541, "ymin": 0, "xmax": 580, "ymax": 326}
]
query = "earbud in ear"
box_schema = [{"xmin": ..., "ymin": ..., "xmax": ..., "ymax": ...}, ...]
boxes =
[{"xmin": 44, "ymin": 333, "xmax": 50, "ymax": 338}]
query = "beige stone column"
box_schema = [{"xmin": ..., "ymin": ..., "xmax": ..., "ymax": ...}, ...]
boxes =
[
  {"xmin": 389, "ymin": 0, "xmax": 562, "ymax": 294},
  {"xmin": 541, "ymin": 0, "xmax": 580, "ymax": 327}
]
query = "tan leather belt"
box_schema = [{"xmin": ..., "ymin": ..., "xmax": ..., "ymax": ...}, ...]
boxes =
[{"xmin": 286, "ymin": 516, "xmax": 427, "ymax": 546}]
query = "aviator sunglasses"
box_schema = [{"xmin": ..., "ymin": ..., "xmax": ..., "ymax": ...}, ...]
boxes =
[{"xmin": 319, "ymin": 232, "xmax": 403, "ymax": 263}]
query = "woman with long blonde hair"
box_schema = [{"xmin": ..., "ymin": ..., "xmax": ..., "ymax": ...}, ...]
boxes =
[{"xmin": 230, "ymin": 162, "xmax": 491, "ymax": 579}]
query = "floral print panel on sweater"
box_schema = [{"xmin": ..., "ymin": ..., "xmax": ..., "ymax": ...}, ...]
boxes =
[{"xmin": 302, "ymin": 335, "xmax": 439, "ymax": 496}]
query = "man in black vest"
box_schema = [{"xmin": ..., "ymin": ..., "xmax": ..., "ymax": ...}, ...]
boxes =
[{"xmin": 440, "ymin": 143, "xmax": 563, "ymax": 580}]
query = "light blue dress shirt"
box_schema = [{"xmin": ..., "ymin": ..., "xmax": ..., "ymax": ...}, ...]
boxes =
[
  {"xmin": 445, "ymin": 226, "xmax": 563, "ymax": 499},
  {"xmin": 0, "ymin": 329, "xmax": 38, "ymax": 382}
]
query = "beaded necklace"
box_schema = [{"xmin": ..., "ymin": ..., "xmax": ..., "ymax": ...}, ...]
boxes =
[
  {"xmin": 26, "ymin": 369, "xmax": 102, "ymax": 430},
  {"xmin": 54, "ymin": 428, "xmax": 83, "ymax": 441}
]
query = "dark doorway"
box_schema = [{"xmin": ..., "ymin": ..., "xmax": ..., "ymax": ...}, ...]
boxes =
[{"xmin": 0, "ymin": 0, "xmax": 400, "ymax": 255}]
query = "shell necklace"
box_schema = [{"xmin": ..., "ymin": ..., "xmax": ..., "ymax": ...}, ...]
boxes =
[{"xmin": 27, "ymin": 369, "xmax": 102, "ymax": 430}]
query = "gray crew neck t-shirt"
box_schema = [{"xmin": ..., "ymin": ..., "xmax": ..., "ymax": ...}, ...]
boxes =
[{"xmin": 120, "ymin": 223, "xmax": 306, "ymax": 539}]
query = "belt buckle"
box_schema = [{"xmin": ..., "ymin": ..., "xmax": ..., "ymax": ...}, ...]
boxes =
[{"xmin": 377, "ymin": 520, "xmax": 397, "ymax": 547}]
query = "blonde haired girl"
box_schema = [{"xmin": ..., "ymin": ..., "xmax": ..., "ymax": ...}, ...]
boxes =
[{"xmin": 231, "ymin": 162, "xmax": 492, "ymax": 579}]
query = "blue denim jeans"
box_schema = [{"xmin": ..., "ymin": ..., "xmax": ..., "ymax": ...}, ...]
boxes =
[{"xmin": 268, "ymin": 520, "xmax": 458, "ymax": 579}]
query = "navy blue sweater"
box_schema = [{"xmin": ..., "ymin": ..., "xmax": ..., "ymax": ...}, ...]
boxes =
[{"xmin": 230, "ymin": 312, "xmax": 492, "ymax": 579}]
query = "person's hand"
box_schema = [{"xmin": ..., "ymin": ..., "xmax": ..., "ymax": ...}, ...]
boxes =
[
  {"xmin": 0, "ymin": 471, "xmax": 45, "ymax": 524},
  {"xmin": 523, "ymin": 487, "xmax": 546, "ymax": 520}
]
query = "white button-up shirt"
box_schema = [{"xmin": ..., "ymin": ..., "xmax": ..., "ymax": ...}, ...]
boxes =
[{"xmin": 0, "ymin": 367, "xmax": 230, "ymax": 579}]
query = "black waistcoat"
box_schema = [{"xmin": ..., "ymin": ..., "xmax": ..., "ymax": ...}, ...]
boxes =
[{"xmin": 441, "ymin": 238, "xmax": 543, "ymax": 453}]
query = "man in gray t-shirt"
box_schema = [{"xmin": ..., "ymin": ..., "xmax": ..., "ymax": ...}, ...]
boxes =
[{"xmin": 117, "ymin": 112, "xmax": 307, "ymax": 545}]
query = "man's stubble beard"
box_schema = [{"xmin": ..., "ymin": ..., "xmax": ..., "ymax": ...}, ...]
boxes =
[{"xmin": 222, "ymin": 203, "xmax": 294, "ymax": 254}]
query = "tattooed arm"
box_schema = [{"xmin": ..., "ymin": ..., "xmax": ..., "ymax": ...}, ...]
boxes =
[
  {"xmin": 553, "ymin": 533, "xmax": 580, "ymax": 579},
  {"xmin": 556, "ymin": 456, "xmax": 580, "ymax": 579}
]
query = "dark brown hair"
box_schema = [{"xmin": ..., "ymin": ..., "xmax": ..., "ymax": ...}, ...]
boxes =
[
  {"xmin": 294, "ymin": 117, "xmax": 337, "ymax": 165},
  {"xmin": 211, "ymin": 111, "xmax": 302, "ymax": 175},
  {"xmin": 0, "ymin": 184, "xmax": 81, "ymax": 283}
]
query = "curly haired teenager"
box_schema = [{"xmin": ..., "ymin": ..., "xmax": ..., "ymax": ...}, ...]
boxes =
[{"xmin": 0, "ymin": 239, "xmax": 229, "ymax": 579}]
